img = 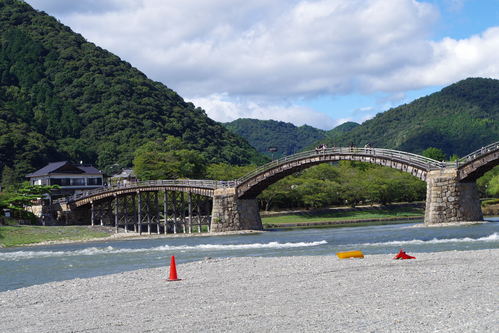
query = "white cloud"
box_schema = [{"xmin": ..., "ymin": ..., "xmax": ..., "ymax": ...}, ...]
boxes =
[
  {"xmin": 188, "ymin": 94, "xmax": 337, "ymax": 130},
  {"xmin": 357, "ymin": 106, "xmax": 374, "ymax": 113},
  {"xmin": 26, "ymin": 0, "xmax": 125, "ymax": 15},
  {"xmin": 24, "ymin": 0, "xmax": 499, "ymax": 127},
  {"xmin": 345, "ymin": 107, "xmax": 376, "ymax": 125},
  {"xmin": 27, "ymin": 0, "xmax": 441, "ymax": 96},
  {"xmin": 367, "ymin": 27, "xmax": 499, "ymax": 90},
  {"xmin": 335, "ymin": 118, "xmax": 354, "ymax": 126}
]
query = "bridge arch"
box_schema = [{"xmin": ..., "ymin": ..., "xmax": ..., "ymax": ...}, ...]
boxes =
[
  {"xmin": 56, "ymin": 180, "xmax": 220, "ymax": 234},
  {"xmin": 70, "ymin": 182, "xmax": 216, "ymax": 208},
  {"xmin": 457, "ymin": 142, "xmax": 499, "ymax": 182},
  {"xmin": 235, "ymin": 147, "xmax": 442, "ymax": 199},
  {"xmin": 54, "ymin": 142, "xmax": 498, "ymax": 232},
  {"xmin": 72, "ymin": 185, "xmax": 214, "ymax": 207}
]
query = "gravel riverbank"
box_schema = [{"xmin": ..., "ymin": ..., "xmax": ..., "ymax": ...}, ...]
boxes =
[{"xmin": 1, "ymin": 249, "xmax": 497, "ymax": 332}]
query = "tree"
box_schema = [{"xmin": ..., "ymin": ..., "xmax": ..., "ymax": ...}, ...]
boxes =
[
  {"xmin": 206, "ymin": 163, "xmax": 257, "ymax": 181},
  {"xmin": 0, "ymin": 183, "xmax": 59, "ymax": 220},
  {"xmin": 294, "ymin": 178, "xmax": 340, "ymax": 209},
  {"xmin": 0, "ymin": 3, "xmax": 264, "ymax": 178},
  {"xmin": 477, "ymin": 166, "xmax": 499, "ymax": 196},
  {"xmin": 133, "ymin": 136, "xmax": 206, "ymax": 180},
  {"xmin": 422, "ymin": 147, "xmax": 446, "ymax": 161},
  {"xmin": 1, "ymin": 165, "xmax": 17, "ymax": 191},
  {"xmin": 301, "ymin": 163, "xmax": 339, "ymax": 181},
  {"xmin": 486, "ymin": 175, "xmax": 499, "ymax": 197},
  {"xmin": 258, "ymin": 177, "xmax": 301, "ymax": 211}
]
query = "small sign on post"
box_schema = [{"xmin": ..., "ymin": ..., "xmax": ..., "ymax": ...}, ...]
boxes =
[{"xmin": 267, "ymin": 147, "xmax": 278, "ymax": 160}]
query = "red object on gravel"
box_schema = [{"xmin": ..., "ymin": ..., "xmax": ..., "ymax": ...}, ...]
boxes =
[{"xmin": 393, "ymin": 249, "xmax": 416, "ymax": 259}]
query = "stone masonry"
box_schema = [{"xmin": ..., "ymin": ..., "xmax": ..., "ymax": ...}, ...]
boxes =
[
  {"xmin": 425, "ymin": 169, "xmax": 483, "ymax": 225},
  {"xmin": 211, "ymin": 188, "xmax": 263, "ymax": 231}
]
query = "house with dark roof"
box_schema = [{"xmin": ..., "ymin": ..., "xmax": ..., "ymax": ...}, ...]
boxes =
[
  {"xmin": 26, "ymin": 161, "xmax": 104, "ymax": 199},
  {"xmin": 110, "ymin": 168, "xmax": 137, "ymax": 185}
]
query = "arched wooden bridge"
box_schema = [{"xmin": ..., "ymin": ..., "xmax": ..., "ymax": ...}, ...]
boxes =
[{"xmin": 56, "ymin": 142, "xmax": 499, "ymax": 232}]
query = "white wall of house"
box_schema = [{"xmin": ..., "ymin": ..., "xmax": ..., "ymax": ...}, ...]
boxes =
[{"xmin": 30, "ymin": 174, "xmax": 104, "ymax": 188}]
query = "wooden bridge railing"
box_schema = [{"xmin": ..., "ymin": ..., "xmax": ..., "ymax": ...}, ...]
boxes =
[
  {"xmin": 56, "ymin": 179, "xmax": 232, "ymax": 204},
  {"xmin": 234, "ymin": 147, "xmax": 443, "ymax": 185},
  {"xmin": 55, "ymin": 144, "xmax": 499, "ymax": 205},
  {"xmin": 454, "ymin": 141, "xmax": 499, "ymax": 167}
]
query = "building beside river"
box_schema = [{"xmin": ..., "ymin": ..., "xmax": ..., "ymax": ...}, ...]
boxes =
[
  {"xmin": 26, "ymin": 161, "xmax": 104, "ymax": 201},
  {"xmin": 109, "ymin": 168, "xmax": 137, "ymax": 185}
]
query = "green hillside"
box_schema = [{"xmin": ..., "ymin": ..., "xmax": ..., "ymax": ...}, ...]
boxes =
[
  {"xmin": 324, "ymin": 121, "xmax": 360, "ymax": 143},
  {"xmin": 328, "ymin": 78, "xmax": 499, "ymax": 157},
  {"xmin": 224, "ymin": 118, "xmax": 327, "ymax": 157},
  {"xmin": 223, "ymin": 78, "xmax": 498, "ymax": 160},
  {"xmin": 0, "ymin": 0, "xmax": 263, "ymax": 181}
]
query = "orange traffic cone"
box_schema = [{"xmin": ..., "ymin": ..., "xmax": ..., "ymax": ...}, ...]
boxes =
[{"xmin": 168, "ymin": 255, "xmax": 181, "ymax": 281}]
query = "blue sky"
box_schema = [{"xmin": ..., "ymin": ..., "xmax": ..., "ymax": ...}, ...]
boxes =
[
  {"xmin": 25, "ymin": 0, "xmax": 499, "ymax": 130},
  {"xmin": 429, "ymin": 0, "xmax": 499, "ymax": 39}
]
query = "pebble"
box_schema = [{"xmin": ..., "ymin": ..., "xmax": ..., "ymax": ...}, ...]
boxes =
[{"xmin": 0, "ymin": 249, "xmax": 497, "ymax": 332}]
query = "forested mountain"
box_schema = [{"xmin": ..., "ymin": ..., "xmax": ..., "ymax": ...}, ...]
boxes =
[
  {"xmin": 327, "ymin": 78, "xmax": 499, "ymax": 157},
  {"xmin": 0, "ymin": 0, "xmax": 263, "ymax": 181},
  {"xmin": 224, "ymin": 118, "xmax": 327, "ymax": 157},
  {"xmin": 226, "ymin": 79, "xmax": 498, "ymax": 159},
  {"xmin": 325, "ymin": 121, "xmax": 359, "ymax": 142}
]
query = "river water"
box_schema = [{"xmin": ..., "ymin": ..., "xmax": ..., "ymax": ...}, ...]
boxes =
[{"xmin": 1, "ymin": 218, "xmax": 498, "ymax": 292}]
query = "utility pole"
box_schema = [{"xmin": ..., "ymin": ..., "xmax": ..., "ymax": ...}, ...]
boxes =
[{"xmin": 268, "ymin": 147, "xmax": 278, "ymax": 160}]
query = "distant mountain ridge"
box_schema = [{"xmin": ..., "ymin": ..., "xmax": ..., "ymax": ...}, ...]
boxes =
[
  {"xmin": 328, "ymin": 78, "xmax": 499, "ymax": 157},
  {"xmin": 0, "ymin": 0, "xmax": 263, "ymax": 180},
  {"xmin": 325, "ymin": 121, "xmax": 360, "ymax": 143},
  {"xmin": 224, "ymin": 118, "xmax": 327, "ymax": 157},
  {"xmin": 226, "ymin": 78, "xmax": 499, "ymax": 158}
]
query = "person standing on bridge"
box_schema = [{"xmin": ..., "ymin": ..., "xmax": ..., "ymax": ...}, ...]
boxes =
[{"xmin": 315, "ymin": 144, "xmax": 327, "ymax": 154}]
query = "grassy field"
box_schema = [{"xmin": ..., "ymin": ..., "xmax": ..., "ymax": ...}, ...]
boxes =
[
  {"xmin": 262, "ymin": 207, "xmax": 424, "ymax": 227},
  {"xmin": 0, "ymin": 225, "xmax": 111, "ymax": 248}
]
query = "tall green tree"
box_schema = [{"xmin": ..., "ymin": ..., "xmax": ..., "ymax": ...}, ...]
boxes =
[
  {"xmin": 133, "ymin": 136, "xmax": 206, "ymax": 180},
  {"xmin": 294, "ymin": 178, "xmax": 340, "ymax": 209},
  {"xmin": 256, "ymin": 161, "xmax": 426, "ymax": 210},
  {"xmin": 206, "ymin": 163, "xmax": 257, "ymax": 181},
  {"xmin": 422, "ymin": 147, "xmax": 446, "ymax": 161},
  {"xmin": 1, "ymin": 165, "xmax": 17, "ymax": 191},
  {"xmin": 0, "ymin": 183, "xmax": 59, "ymax": 219},
  {"xmin": 259, "ymin": 177, "xmax": 302, "ymax": 211},
  {"xmin": 486, "ymin": 175, "xmax": 499, "ymax": 197}
]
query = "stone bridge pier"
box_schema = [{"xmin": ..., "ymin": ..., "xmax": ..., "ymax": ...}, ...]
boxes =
[
  {"xmin": 211, "ymin": 168, "xmax": 486, "ymax": 230},
  {"xmin": 210, "ymin": 188, "xmax": 262, "ymax": 232},
  {"xmin": 425, "ymin": 169, "xmax": 483, "ymax": 224}
]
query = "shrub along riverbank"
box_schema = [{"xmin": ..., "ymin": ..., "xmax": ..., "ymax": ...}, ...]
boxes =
[
  {"xmin": 261, "ymin": 205, "xmax": 425, "ymax": 229},
  {"xmin": 0, "ymin": 225, "xmax": 111, "ymax": 248}
]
